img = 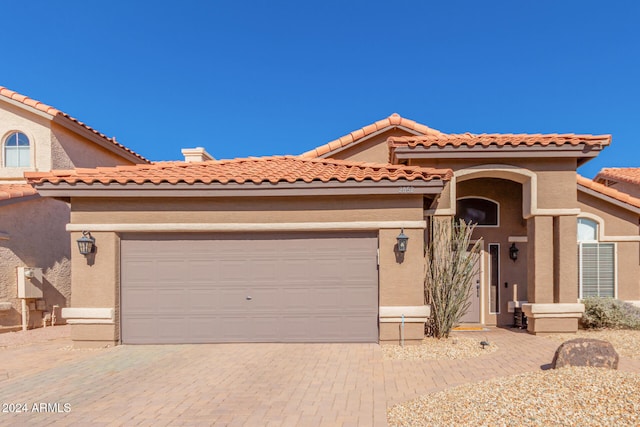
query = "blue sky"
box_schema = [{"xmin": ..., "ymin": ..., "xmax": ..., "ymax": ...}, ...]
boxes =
[{"xmin": 2, "ymin": 1, "xmax": 638, "ymax": 177}]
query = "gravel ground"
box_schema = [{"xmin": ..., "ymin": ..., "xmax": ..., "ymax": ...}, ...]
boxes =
[
  {"xmin": 388, "ymin": 366, "xmax": 640, "ymax": 426},
  {"xmin": 544, "ymin": 329, "xmax": 640, "ymax": 359},
  {"xmin": 382, "ymin": 334, "xmax": 498, "ymax": 360}
]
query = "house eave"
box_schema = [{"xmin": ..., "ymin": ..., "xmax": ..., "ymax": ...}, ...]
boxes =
[
  {"xmin": 33, "ymin": 179, "xmax": 446, "ymax": 198},
  {"xmin": 0, "ymin": 96, "xmax": 54, "ymax": 120},
  {"xmin": 578, "ymin": 185, "xmax": 640, "ymax": 215},
  {"xmin": 392, "ymin": 144, "xmax": 605, "ymax": 163}
]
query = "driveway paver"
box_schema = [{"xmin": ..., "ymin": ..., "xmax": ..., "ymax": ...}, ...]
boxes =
[{"xmin": 1, "ymin": 326, "xmax": 638, "ymax": 426}]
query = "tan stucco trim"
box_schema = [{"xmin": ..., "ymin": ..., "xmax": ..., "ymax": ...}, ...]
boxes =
[
  {"xmin": 66, "ymin": 221, "xmax": 428, "ymax": 233},
  {"xmin": 578, "ymin": 212, "xmax": 640, "ymax": 242},
  {"xmin": 521, "ymin": 303, "xmax": 585, "ymax": 319},
  {"xmin": 534, "ymin": 209, "xmax": 581, "ymax": 216},
  {"xmin": 379, "ymin": 305, "xmax": 430, "ymax": 323},
  {"xmin": 62, "ymin": 307, "xmax": 114, "ymax": 324},
  {"xmin": 508, "ymin": 236, "xmax": 528, "ymax": 243}
]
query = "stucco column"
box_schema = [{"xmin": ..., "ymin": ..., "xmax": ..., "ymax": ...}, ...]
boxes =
[
  {"xmin": 554, "ymin": 215, "xmax": 578, "ymax": 303},
  {"xmin": 66, "ymin": 231, "xmax": 120, "ymax": 347},
  {"xmin": 378, "ymin": 227, "xmax": 427, "ymax": 343},
  {"xmin": 526, "ymin": 216, "xmax": 554, "ymax": 303},
  {"xmin": 524, "ymin": 215, "xmax": 583, "ymax": 334}
]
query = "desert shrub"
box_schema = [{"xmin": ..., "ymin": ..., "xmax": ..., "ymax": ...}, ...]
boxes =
[
  {"xmin": 425, "ymin": 218, "xmax": 481, "ymax": 338},
  {"xmin": 581, "ymin": 297, "xmax": 640, "ymax": 330}
]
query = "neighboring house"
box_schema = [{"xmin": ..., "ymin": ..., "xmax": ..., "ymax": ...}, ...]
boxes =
[
  {"xmin": 27, "ymin": 113, "xmax": 640, "ymax": 347},
  {"xmin": 594, "ymin": 168, "xmax": 640, "ymax": 198},
  {"xmin": 0, "ymin": 86, "xmax": 149, "ymax": 332}
]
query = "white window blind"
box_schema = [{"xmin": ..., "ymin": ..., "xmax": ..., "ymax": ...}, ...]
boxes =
[{"xmin": 579, "ymin": 242, "xmax": 615, "ymax": 298}]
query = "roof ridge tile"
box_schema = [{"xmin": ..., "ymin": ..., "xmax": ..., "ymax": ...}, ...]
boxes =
[{"xmin": 299, "ymin": 113, "xmax": 445, "ymax": 159}]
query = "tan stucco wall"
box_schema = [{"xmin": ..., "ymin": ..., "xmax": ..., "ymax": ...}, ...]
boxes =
[
  {"xmin": 328, "ymin": 128, "xmax": 417, "ymax": 164},
  {"xmin": 70, "ymin": 196, "xmax": 425, "ymax": 224},
  {"xmin": 554, "ymin": 215, "xmax": 578, "ymax": 303},
  {"xmin": 578, "ymin": 192, "xmax": 640, "ymax": 301},
  {"xmin": 69, "ymin": 230, "xmax": 121, "ymax": 344},
  {"xmin": 0, "ymin": 101, "xmax": 52, "ymax": 179},
  {"xmin": 414, "ymin": 158, "xmax": 579, "ymax": 212},
  {"xmin": 0, "ymin": 198, "xmax": 70, "ymax": 329},
  {"xmin": 69, "ymin": 194, "xmax": 427, "ymax": 344},
  {"xmin": 0, "ymin": 100, "xmax": 140, "ymax": 330},
  {"xmin": 51, "ymin": 123, "xmax": 137, "ymax": 169},
  {"xmin": 378, "ymin": 227, "xmax": 424, "ymax": 306},
  {"xmin": 0, "ymin": 100, "xmax": 138, "ymax": 182}
]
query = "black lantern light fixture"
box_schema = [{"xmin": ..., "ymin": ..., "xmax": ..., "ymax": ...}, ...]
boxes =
[
  {"xmin": 509, "ymin": 242, "xmax": 519, "ymax": 262},
  {"xmin": 77, "ymin": 231, "xmax": 95, "ymax": 255},
  {"xmin": 396, "ymin": 228, "xmax": 409, "ymax": 253}
]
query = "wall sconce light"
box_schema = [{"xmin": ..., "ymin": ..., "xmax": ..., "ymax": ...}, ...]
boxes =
[
  {"xmin": 77, "ymin": 231, "xmax": 95, "ymax": 256},
  {"xmin": 396, "ymin": 228, "xmax": 409, "ymax": 253},
  {"xmin": 509, "ymin": 242, "xmax": 519, "ymax": 262}
]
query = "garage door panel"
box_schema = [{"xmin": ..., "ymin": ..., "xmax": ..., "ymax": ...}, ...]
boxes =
[
  {"xmin": 248, "ymin": 288, "xmax": 280, "ymax": 309},
  {"xmin": 313, "ymin": 287, "xmax": 341, "ymax": 309},
  {"xmin": 122, "ymin": 232, "xmax": 378, "ymax": 344},
  {"xmin": 280, "ymin": 288, "xmax": 313, "ymax": 310},
  {"xmin": 342, "ymin": 286, "xmax": 379, "ymax": 309}
]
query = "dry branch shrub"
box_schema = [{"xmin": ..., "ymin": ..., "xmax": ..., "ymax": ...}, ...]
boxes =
[{"xmin": 425, "ymin": 218, "xmax": 481, "ymax": 338}]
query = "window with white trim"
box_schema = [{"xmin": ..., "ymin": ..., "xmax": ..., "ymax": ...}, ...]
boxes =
[
  {"xmin": 3, "ymin": 132, "xmax": 31, "ymax": 167},
  {"xmin": 578, "ymin": 218, "xmax": 615, "ymax": 298}
]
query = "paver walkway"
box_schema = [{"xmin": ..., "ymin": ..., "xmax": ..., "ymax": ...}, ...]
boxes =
[{"xmin": 0, "ymin": 326, "xmax": 638, "ymax": 426}]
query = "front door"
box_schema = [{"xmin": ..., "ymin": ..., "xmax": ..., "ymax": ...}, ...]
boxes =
[{"xmin": 460, "ymin": 255, "xmax": 481, "ymax": 323}]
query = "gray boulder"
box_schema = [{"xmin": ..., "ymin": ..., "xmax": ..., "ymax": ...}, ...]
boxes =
[{"xmin": 552, "ymin": 338, "xmax": 619, "ymax": 369}]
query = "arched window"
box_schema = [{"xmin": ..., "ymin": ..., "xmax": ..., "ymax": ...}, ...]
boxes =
[
  {"xmin": 456, "ymin": 197, "xmax": 499, "ymax": 226},
  {"xmin": 4, "ymin": 132, "xmax": 30, "ymax": 167},
  {"xmin": 577, "ymin": 218, "xmax": 615, "ymax": 298}
]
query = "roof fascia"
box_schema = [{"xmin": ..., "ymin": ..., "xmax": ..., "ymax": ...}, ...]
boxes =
[
  {"xmin": 0, "ymin": 97, "xmax": 54, "ymax": 120},
  {"xmin": 317, "ymin": 125, "xmax": 422, "ymax": 159},
  {"xmin": 392, "ymin": 144, "xmax": 603, "ymax": 161},
  {"xmin": 51, "ymin": 115, "xmax": 147, "ymax": 164},
  {"xmin": 33, "ymin": 179, "xmax": 446, "ymax": 198},
  {"xmin": 578, "ymin": 185, "xmax": 640, "ymax": 215}
]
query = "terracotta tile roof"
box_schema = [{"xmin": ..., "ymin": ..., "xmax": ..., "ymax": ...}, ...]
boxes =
[
  {"xmin": 300, "ymin": 113, "xmax": 445, "ymax": 159},
  {"xmin": 0, "ymin": 86, "xmax": 149, "ymax": 163},
  {"xmin": 577, "ymin": 175, "xmax": 640, "ymax": 209},
  {"xmin": 594, "ymin": 168, "xmax": 640, "ymax": 186},
  {"xmin": 0, "ymin": 183, "xmax": 38, "ymax": 201},
  {"xmin": 388, "ymin": 133, "xmax": 612, "ymax": 148},
  {"xmin": 26, "ymin": 156, "xmax": 452, "ymax": 186}
]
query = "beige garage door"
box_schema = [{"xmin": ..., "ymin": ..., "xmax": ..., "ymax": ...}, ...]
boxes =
[{"xmin": 121, "ymin": 232, "xmax": 379, "ymax": 344}]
